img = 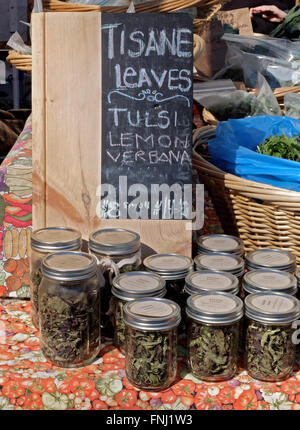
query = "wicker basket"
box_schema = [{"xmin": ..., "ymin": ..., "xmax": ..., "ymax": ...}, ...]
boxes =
[
  {"xmin": 6, "ymin": 50, "xmax": 32, "ymax": 72},
  {"xmin": 43, "ymin": 0, "xmax": 223, "ymax": 13},
  {"xmin": 192, "ymin": 132, "xmax": 300, "ymax": 265}
]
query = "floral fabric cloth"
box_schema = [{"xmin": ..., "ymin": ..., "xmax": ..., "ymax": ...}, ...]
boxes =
[
  {"xmin": 0, "ymin": 299, "xmax": 300, "ymax": 410},
  {"xmin": 0, "ymin": 116, "xmax": 32, "ymax": 298}
]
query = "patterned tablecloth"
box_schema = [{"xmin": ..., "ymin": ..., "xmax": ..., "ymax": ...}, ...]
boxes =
[
  {"xmin": 0, "ymin": 115, "xmax": 300, "ymax": 411},
  {"xmin": 0, "ymin": 116, "xmax": 32, "ymax": 298},
  {"xmin": 0, "ymin": 299, "xmax": 300, "ymax": 411}
]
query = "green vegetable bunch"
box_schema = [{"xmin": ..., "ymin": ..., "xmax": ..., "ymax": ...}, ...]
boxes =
[{"xmin": 257, "ymin": 133, "xmax": 300, "ymax": 162}]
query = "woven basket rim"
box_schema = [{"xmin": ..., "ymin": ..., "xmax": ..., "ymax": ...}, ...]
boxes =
[
  {"xmin": 6, "ymin": 50, "xmax": 32, "ymax": 60},
  {"xmin": 43, "ymin": 0, "xmax": 226, "ymax": 12}
]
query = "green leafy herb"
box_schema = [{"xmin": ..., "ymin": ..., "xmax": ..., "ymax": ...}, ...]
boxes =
[
  {"xmin": 188, "ymin": 321, "xmax": 239, "ymax": 380},
  {"xmin": 257, "ymin": 134, "xmax": 300, "ymax": 162},
  {"xmin": 246, "ymin": 321, "xmax": 295, "ymax": 380},
  {"xmin": 126, "ymin": 327, "xmax": 177, "ymax": 390},
  {"xmin": 39, "ymin": 282, "xmax": 101, "ymax": 367}
]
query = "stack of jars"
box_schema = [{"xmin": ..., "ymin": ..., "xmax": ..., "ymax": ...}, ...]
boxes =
[{"xmin": 29, "ymin": 228, "xmax": 300, "ymax": 390}]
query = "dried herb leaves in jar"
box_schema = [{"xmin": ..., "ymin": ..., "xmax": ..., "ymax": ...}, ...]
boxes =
[
  {"xmin": 186, "ymin": 292, "xmax": 243, "ymax": 381},
  {"xmin": 39, "ymin": 252, "xmax": 101, "ymax": 368},
  {"xmin": 124, "ymin": 298, "xmax": 181, "ymax": 390},
  {"xmin": 245, "ymin": 292, "xmax": 300, "ymax": 381},
  {"xmin": 111, "ymin": 272, "xmax": 166, "ymax": 353},
  {"xmin": 30, "ymin": 227, "xmax": 81, "ymax": 328}
]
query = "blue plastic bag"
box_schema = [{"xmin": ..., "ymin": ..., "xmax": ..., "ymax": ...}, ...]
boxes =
[{"xmin": 208, "ymin": 115, "xmax": 300, "ymax": 192}]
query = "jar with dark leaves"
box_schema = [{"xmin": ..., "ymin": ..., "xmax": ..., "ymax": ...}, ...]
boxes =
[
  {"xmin": 30, "ymin": 227, "xmax": 81, "ymax": 328},
  {"xmin": 186, "ymin": 292, "xmax": 243, "ymax": 381},
  {"xmin": 39, "ymin": 252, "xmax": 103, "ymax": 368},
  {"xmin": 245, "ymin": 292, "xmax": 300, "ymax": 381},
  {"xmin": 124, "ymin": 298, "xmax": 181, "ymax": 390},
  {"xmin": 89, "ymin": 228, "xmax": 141, "ymax": 336},
  {"xmin": 111, "ymin": 271, "xmax": 166, "ymax": 353}
]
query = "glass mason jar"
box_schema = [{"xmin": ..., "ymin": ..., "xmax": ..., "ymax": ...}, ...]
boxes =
[
  {"xmin": 30, "ymin": 227, "xmax": 82, "ymax": 328},
  {"xmin": 194, "ymin": 253, "xmax": 245, "ymax": 281},
  {"xmin": 186, "ymin": 292, "xmax": 243, "ymax": 381},
  {"xmin": 245, "ymin": 249, "xmax": 296, "ymax": 273},
  {"xmin": 89, "ymin": 228, "xmax": 142, "ymax": 336},
  {"xmin": 242, "ymin": 269, "xmax": 297, "ymax": 299},
  {"xmin": 39, "ymin": 251, "xmax": 102, "ymax": 368},
  {"xmin": 124, "ymin": 298, "xmax": 181, "ymax": 391},
  {"xmin": 196, "ymin": 234, "xmax": 244, "ymax": 257},
  {"xmin": 143, "ymin": 254, "xmax": 193, "ymax": 307},
  {"xmin": 185, "ymin": 270, "xmax": 239, "ymax": 297},
  {"xmin": 111, "ymin": 271, "xmax": 166, "ymax": 354},
  {"xmin": 245, "ymin": 292, "xmax": 300, "ymax": 381}
]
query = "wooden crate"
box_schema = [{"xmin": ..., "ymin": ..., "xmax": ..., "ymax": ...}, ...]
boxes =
[{"xmin": 32, "ymin": 12, "xmax": 193, "ymax": 257}]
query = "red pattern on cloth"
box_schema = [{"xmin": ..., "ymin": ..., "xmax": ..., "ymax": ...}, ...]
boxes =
[{"xmin": 0, "ymin": 299, "xmax": 299, "ymax": 410}]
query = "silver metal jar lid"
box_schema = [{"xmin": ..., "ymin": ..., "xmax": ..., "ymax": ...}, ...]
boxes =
[
  {"xmin": 31, "ymin": 227, "xmax": 82, "ymax": 253},
  {"xmin": 245, "ymin": 249, "xmax": 296, "ymax": 272},
  {"xmin": 41, "ymin": 251, "xmax": 98, "ymax": 282},
  {"xmin": 197, "ymin": 234, "xmax": 244, "ymax": 256},
  {"xmin": 243, "ymin": 269, "xmax": 297, "ymax": 296},
  {"xmin": 89, "ymin": 228, "xmax": 140, "ymax": 256},
  {"xmin": 186, "ymin": 292, "xmax": 243, "ymax": 324},
  {"xmin": 143, "ymin": 254, "xmax": 193, "ymax": 280},
  {"xmin": 123, "ymin": 298, "xmax": 181, "ymax": 331},
  {"xmin": 245, "ymin": 292, "xmax": 300, "ymax": 324},
  {"xmin": 194, "ymin": 253, "xmax": 245, "ymax": 277},
  {"xmin": 112, "ymin": 271, "xmax": 166, "ymax": 301},
  {"xmin": 185, "ymin": 270, "xmax": 239, "ymax": 296}
]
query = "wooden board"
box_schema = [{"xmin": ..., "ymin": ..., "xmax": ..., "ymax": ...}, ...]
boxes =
[{"xmin": 32, "ymin": 12, "xmax": 192, "ymax": 257}]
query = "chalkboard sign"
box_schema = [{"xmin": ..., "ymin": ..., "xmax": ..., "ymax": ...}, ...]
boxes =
[{"xmin": 101, "ymin": 13, "xmax": 193, "ymax": 220}]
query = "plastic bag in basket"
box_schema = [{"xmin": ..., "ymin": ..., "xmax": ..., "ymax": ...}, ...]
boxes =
[{"xmin": 208, "ymin": 115, "xmax": 300, "ymax": 192}]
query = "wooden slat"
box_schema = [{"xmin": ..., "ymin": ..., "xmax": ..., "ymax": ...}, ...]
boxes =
[
  {"xmin": 44, "ymin": 12, "xmax": 102, "ymax": 239},
  {"xmin": 32, "ymin": 13, "xmax": 46, "ymax": 231}
]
